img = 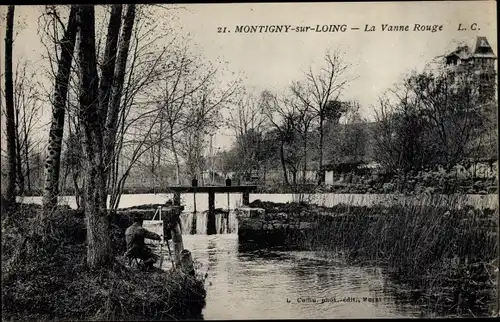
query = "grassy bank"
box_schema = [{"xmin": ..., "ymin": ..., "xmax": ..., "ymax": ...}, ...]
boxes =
[
  {"xmin": 1, "ymin": 203, "xmax": 206, "ymax": 321},
  {"xmin": 248, "ymin": 199, "xmax": 498, "ymax": 317}
]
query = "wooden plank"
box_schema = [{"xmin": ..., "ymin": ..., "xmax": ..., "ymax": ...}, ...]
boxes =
[
  {"xmin": 115, "ymin": 206, "xmax": 182, "ymax": 213},
  {"xmin": 166, "ymin": 185, "xmax": 257, "ymax": 193}
]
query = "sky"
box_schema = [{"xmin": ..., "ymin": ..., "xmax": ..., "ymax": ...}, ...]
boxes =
[{"xmin": 2, "ymin": 1, "xmax": 498, "ymax": 151}]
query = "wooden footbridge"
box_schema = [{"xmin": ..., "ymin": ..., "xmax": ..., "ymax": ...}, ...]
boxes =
[
  {"xmin": 167, "ymin": 179, "xmax": 257, "ymax": 235},
  {"xmin": 142, "ymin": 180, "xmax": 257, "ymax": 270}
]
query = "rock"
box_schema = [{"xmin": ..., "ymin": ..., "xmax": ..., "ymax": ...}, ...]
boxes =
[
  {"xmin": 275, "ymin": 212, "xmax": 288, "ymax": 220},
  {"xmin": 235, "ymin": 207, "xmax": 265, "ymax": 219},
  {"xmin": 239, "ymin": 219, "xmax": 264, "ymax": 230},
  {"xmin": 487, "ymin": 186, "xmax": 498, "ymax": 194},
  {"xmin": 298, "ymin": 222, "xmax": 316, "ymax": 229},
  {"xmin": 382, "ymin": 183, "xmax": 395, "ymax": 193}
]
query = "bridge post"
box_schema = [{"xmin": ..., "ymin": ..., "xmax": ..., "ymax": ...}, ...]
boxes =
[
  {"xmin": 173, "ymin": 191, "xmax": 181, "ymax": 206},
  {"xmin": 242, "ymin": 190, "xmax": 250, "ymax": 206},
  {"xmin": 207, "ymin": 188, "xmax": 217, "ymax": 235}
]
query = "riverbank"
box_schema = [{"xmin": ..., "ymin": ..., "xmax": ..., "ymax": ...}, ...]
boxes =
[
  {"xmin": 1, "ymin": 203, "xmax": 206, "ymax": 321},
  {"xmin": 13, "ymin": 171, "xmax": 498, "ymax": 197},
  {"xmin": 241, "ymin": 200, "xmax": 498, "ymax": 317}
]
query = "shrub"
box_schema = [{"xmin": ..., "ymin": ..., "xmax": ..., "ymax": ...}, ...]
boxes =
[{"xmin": 1, "ymin": 203, "xmax": 206, "ymax": 321}]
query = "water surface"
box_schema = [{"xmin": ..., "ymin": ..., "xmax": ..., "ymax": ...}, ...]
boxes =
[{"xmin": 169, "ymin": 234, "xmax": 424, "ymax": 319}]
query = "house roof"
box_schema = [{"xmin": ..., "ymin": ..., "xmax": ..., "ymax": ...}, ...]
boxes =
[
  {"xmin": 473, "ymin": 36, "xmax": 496, "ymax": 57},
  {"xmin": 446, "ymin": 45, "xmax": 472, "ymax": 60},
  {"xmin": 446, "ymin": 37, "xmax": 496, "ymax": 61}
]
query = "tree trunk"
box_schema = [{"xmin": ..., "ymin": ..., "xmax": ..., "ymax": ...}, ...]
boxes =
[
  {"xmin": 103, "ymin": 4, "xmax": 136, "ymax": 190},
  {"xmin": 4, "ymin": 5, "xmax": 16, "ymax": 206},
  {"xmin": 42, "ymin": 5, "xmax": 78, "ymax": 212},
  {"xmin": 318, "ymin": 115, "xmax": 325, "ymax": 185},
  {"xmin": 25, "ymin": 140, "xmax": 31, "ymax": 193},
  {"xmin": 78, "ymin": 5, "xmax": 111, "ymax": 268},
  {"xmin": 170, "ymin": 130, "xmax": 181, "ymax": 185},
  {"xmin": 98, "ymin": 4, "xmax": 122, "ymax": 122},
  {"xmin": 15, "ymin": 109, "xmax": 24, "ymax": 195},
  {"xmin": 303, "ymin": 134, "xmax": 307, "ymax": 184},
  {"xmin": 279, "ymin": 141, "xmax": 289, "ymax": 185}
]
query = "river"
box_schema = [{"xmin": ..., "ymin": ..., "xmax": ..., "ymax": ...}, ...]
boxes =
[
  {"xmin": 18, "ymin": 192, "xmax": 497, "ymax": 318},
  {"xmin": 167, "ymin": 233, "xmax": 423, "ymax": 319}
]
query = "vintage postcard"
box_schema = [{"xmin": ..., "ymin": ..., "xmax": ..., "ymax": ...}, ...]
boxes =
[{"xmin": 1, "ymin": 1, "xmax": 498, "ymax": 320}]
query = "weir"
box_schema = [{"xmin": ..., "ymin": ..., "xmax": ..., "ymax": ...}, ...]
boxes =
[
  {"xmin": 180, "ymin": 210, "xmax": 239, "ymax": 235},
  {"xmin": 167, "ymin": 181, "xmax": 257, "ymax": 235}
]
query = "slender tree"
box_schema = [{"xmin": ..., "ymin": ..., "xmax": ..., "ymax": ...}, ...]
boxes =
[
  {"xmin": 11, "ymin": 61, "xmax": 43, "ymax": 195},
  {"xmin": 291, "ymin": 51, "xmax": 352, "ymax": 185},
  {"xmin": 103, "ymin": 4, "xmax": 135, "ymax": 188},
  {"xmin": 4, "ymin": 5, "xmax": 16, "ymax": 206},
  {"xmin": 41, "ymin": 5, "xmax": 78, "ymax": 212}
]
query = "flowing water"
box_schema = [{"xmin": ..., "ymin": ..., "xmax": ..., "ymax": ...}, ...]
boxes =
[
  {"xmin": 18, "ymin": 192, "xmax": 497, "ymax": 318},
  {"xmin": 162, "ymin": 234, "xmax": 427, "ymax": 319},
  {"xmin": 180, "ymin": 211, "xmax": 238, "ymax": 235},
  {"xmin": 166, "ymin": 208, "xmax": 495, "ymax": 319}
]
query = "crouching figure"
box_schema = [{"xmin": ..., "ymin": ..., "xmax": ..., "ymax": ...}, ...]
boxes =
[{"xmin": 124, "ymin": 213, "xmax": 161, "ymax": 270}]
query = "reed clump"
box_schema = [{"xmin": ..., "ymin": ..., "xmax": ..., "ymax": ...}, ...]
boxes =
[
  {"xmin": 250, "ymin": 197, "xmax": 498, "ymax": 317},
  {"xmin": 1, "ymin": 203, "xmax": 206, "ymax": 321},
  {"xmin": 320, "ymin": 202, "xmax": 497, "ymax": 317}
]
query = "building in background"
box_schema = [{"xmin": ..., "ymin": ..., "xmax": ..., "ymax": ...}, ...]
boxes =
[{"xmin": 445, "ymin": 36, "xmax": 497, "ymax": 98}]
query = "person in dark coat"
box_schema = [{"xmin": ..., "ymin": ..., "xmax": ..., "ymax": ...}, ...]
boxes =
[{"xmin": 125, "ymin": 213, "xmax": 161, "ymax": 270}]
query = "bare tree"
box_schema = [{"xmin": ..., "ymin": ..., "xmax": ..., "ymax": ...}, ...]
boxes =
[
  {"xmin": 372, "ymin": 60, "xmax": 494, "ymax": 176},
  {"xmin": 372, "ymin": 94, "xmax": 401, "ymax": 171},
  {"xmin": 11, "ymin": 61, "xmax": 43, "ymax": 194},
  {"xmin": 148, "ymin": 50, "xmax": 239, "ymax": 185},
  {"xmin": 227, "ymin": 91, "xmax": 268, "ymax": 141},
  {"xmin": 291, "ymin": 50, "xmax": 353, "ymax": 185},
  {"xmin": 372, "ymin": 81, "xmax": 431, "ymax": 176},
  {"xmin": 261, "ymin": 90, "xmax": 299, "ymax": 185},
  {"xmin": 57, "ymin": 4, "xmax": 165, "ymax": 210},
  {"xmin": 41, "ymin": 5, "xmax": 78, "ymax": 212},
  {"xmin": 289, "ymin": 82, "xmax": 317, "ymax": 184},
  {"xmin": 4, "ymin": 5, "xmax": 16, "ymax": 206},
  {"xmin": 77, "ymin": 4, "xmax": 112, "ymax": 267},
  {"xmin": 226, "ymin": 91, "xmax": 269, "ymax": 179},
  {"xmin": 410, "ymin": 66, "xmax": 492, "ymax": 170},
  {"xmin": 102, "ymin": 4, "xmax": 134, "ymax": 187},
  {"xmin": 106, "ymin": 5, "xmax": 178, "ymax": 209}
]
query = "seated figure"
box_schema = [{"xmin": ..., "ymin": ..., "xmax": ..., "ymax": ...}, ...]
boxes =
[{"xmin": 124, "ymin": 213, "xmax": 161, "ymax": 270}]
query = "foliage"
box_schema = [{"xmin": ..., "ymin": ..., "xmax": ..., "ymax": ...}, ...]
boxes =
[
  {"xmin": 1, "ymin": 203, "xmax": 207, "ymax": 321},
  {"xmin": 372, "ymin": 62, "xmax": 497, "ymax": 173}
]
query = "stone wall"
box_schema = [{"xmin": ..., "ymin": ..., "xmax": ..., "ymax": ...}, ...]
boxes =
[{"xmin": 235, "ymin": 207, "xmax": 321, "ymax": 249}]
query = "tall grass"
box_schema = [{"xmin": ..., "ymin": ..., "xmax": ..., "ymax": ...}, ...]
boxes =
[
  {"xmin": 308, "ymin": 202, "xmax": 497, "ymax": 269},
  {"xmin": 248, "ymin": 197, "xmax": 498, "ymax": 316},
  {"xmin": 308, "ymin": 201, "xmax": 497, "ymax": 316}
]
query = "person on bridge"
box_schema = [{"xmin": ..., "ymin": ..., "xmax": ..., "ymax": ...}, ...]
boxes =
[{"xmin": 124, "ymin": 213, "xmax": 162, "ymax": 270}]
